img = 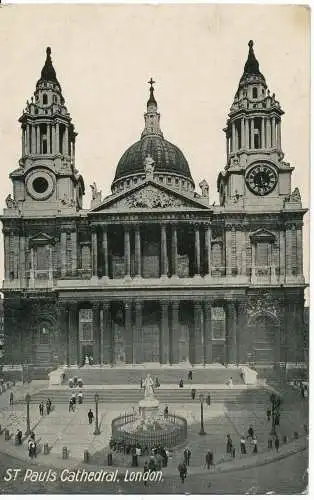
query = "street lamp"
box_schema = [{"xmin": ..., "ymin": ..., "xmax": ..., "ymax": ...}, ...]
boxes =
[
  {"xmin": 94, "ymin": 393, "xmax": 100, "ymax": 435},
  {"xmin": 270, "ymin": 393, "xmax": 281, "ymax": 436},
  {"xmin": 25, "ymin": 393, "xmax": 31, "ymax": 437},
  {"xmin": 199, "ymin": 393, "xmax": 206, "ymax": 435}
]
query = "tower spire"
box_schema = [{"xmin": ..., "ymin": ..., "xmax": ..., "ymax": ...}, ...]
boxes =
[
  {"xmin": 141, "ymin": 78, "xmax": 163, "ymax": 138},
  {"xmin": 38, "ymin": 47, "xmax": 60, "ymax": 87},
  {"xmin": 239, "ymin": 39, "xmax": 265, "ymax": 87}
]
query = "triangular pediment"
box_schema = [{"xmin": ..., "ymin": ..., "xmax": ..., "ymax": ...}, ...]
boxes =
[
  {"xmin": 90, "ymin": 179, "xmax": 209, "ymax": 212},
  {"xmin": 29, "ymin": 232, "xmax": 55, "ymax": 247},
  {"xmin": 249, "ymin": 228, "xmax": 276, "ymax": 242}
]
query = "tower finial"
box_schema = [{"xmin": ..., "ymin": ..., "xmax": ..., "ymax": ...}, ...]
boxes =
[
  {"xmin": 248, "ymin": 40, "xmax": 253, "ymax": 49},
  {"xmin": 147, "ymin": 77, "xmax": 157, "ymax": 107},
  {"xmin": 46, "ymin": 47, "xmax": 51, "ymax": 57}
]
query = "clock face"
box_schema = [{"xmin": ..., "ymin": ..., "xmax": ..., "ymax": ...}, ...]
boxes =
[{"xmin": 245, "ymin": 164, "xmax": 278, "ymax": 196}]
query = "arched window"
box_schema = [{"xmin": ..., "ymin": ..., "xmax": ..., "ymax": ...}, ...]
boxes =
[
  {"xmin": 43, "ymin": 94, "xmax": 48, "ymax": 105},
  {"xmin": 252, "ymin": 87, "xmax": 258, "ymax": 99}
]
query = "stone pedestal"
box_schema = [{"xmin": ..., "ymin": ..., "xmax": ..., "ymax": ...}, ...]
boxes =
[{"xmin": 138, "ymin": 397, "xmax": 159, "ymax": 421}]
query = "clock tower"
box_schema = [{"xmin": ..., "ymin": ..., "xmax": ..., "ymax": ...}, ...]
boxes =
[{"xmin": 218, "ymin": 40, "xmax": 295, "ymax": 211}]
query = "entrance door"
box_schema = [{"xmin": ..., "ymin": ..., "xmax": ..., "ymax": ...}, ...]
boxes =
[
  {"xmin": 142, "ymin": 324, "xmax": 160, "ymax": 362},
  {"xmin": 35, "ymin": 322, "xmax": 52, "ymax": 365},
  {"xmin": 251, "ymin": 314, "xmax": 277, "ymax": 365}
]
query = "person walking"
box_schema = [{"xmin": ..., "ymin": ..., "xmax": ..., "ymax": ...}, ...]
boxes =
[
  {"xmin": 266, "ymin": 408, "xmax": 271, "ymax": 421},
  {"xmin": 240, "ymin": 436, "xmax": 246, "ymax": 454},
  {"xmin": 16, "ymin": 429, "xmax": 22, "ymax": 445},
  {"xmin": 164, "ymin": 405, "xmax": 169, "ymax": 418},
  {"xmin": 247, "ymin": 426, "xmax": 254, "ymax": 441},
  {"xmin": 184, "ymin": 447, "xmax": 191, "ymax": 466},
  {"xmin": 78, "ymin": 392, "xmax": 83, "ymax": 404},
  {"xmin": 252, "ymin": 437, "xmax": 258, "ymax": 454},
  {"xmin": 226, "ymin": 434, "xmax": 233, "ymax": 454},
  {"xmin": 268, "ymin": 436, "xmax": 273, "ymax": 449},
  {"xmin": 206, "ymin": 393, "xmax": 211, "ymax": 406},
  {"xmin": 178, "ymin": 462, "xmax": 187, "ymax": 484},
  {"xmin": 274, "ymin": 412, "xmax": 280, "ymax": 427},
  {"xmin": 46, "ymin": 399, "xmax": 52, "ymax": 415},
  {"xmin": 88, "ymin": 409, "xmax": 94, "ymax": 424},
  {"xmin": 179, "ymin": 378, "xmax": 184, "ymax": 388},
  {"xmin": 69, "ymin": 399, "xmax": 74, "ymax": 412},
  {"xmin": 274, "ymin": 436, "xmax": 280, "ymax": 452},
  {"xmin": 9, "ymin": 392, "xmax": 14, "ymax": 407},
  {"xmin": 188, "ymin": 370, "xmax": 193, "ymax": 381},
  {"xmin": 191, "ymin": 388, "xmax": 196, "ymax": 400},
  {"xmin": 155, "ymin": 377, "xmax": 160, "ymax": 388},
  {"xmin": 205, "ymin": 450, "xmax": 213, "ymax": 469},
  {"xmin": 39, "ymin": 402, "xmax": 44, "ymax": 416}
]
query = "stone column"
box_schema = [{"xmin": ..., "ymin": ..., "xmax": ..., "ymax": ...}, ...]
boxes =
[
  {"xmin": 64, "ymin": 126, "xmax": 69, "ymax": 155},
  {"xmin": 48, "ymin": 245, "xmax": 53, "ymax": 281},
  {"xmin": 245, "ymin": 118, "xmax": 250, "ymax": 148},
  {"xmin": 194, "ymin": 225, "xmax": 201, "ymax": 276},
  {"xmin": 102, "ymin": 226, "xmax": 109, "ymax": 278},
  {"xmin": 102, "ymin": 302, "xmax": 111, "ymax": 364},
  {"xmin": 68, "ymin": 303, "xmax": 78, "ymax": 366},
  {"xmin": 47, "ymin": 124, "xmax": 51, "ymax": 154},
  {"xmin": 277, "ymin": 121, "xmax": 282, "ymax": 150},
  {"xmin": 160, "ymin": 301, "xmax": 170, "ymax": 364},
  {"xmin": 36, "ymin": 126, "xmax": 40, "ymax": 154},
  {"xmin": 225, "ymin": 226, "xmax": 232, "ymax": 275},
  {"xmin": 171, "ymin": 225, "xmax": 178, "ymax": 276},
  {"xmin": 226, "ymin": 302, "xmax": 237, "ymax": 364},
  {"xmin": 261, "ymin": 117, "xmax": 265, "ymax": 148},
  {"xmin": 250, "ymin": 118, "xmax": 254, "ymax": 149},
  {"xmin": 134, "ymin": 300, "xmax": 142, "ymax": 364},
  {"xmin": 194, "ymin": 301, "xmax": 204, "ymax": 365},
  {"xmin": 124, "ymin": 225, "xmax": 131, "ymax": 277},
  {"xmin": 3, "ymin": 231, "xmax": 10, "ymax": 280},
  {"xmin": 91, "ymin": 229, "xmax": 98, "ymax": 277},
  {"xmin": 71, "ymin": 230, "xmax": 77, "ymax": 276},
  {"xmin": 170, "ymin": 301, "xmax": 179, "ymax": 364},
  {"xmin": 203, "ymin": 302, "xmax": 212, "ymax": 364},
  {"xmin": 93, "ymin": 303, "xmax": 101, "ymax": 365},
  {"xmin": 22, "ymin": 127, "xmax": 25, "ymax": 156},
  {"xmin": 31, "ymin": 126, "xmax": 36, "ymax": 155},
  {"xmin": 285, "ymin": 225, "xmax": 293, "ymax": 276},
  {"xmin": 266, "ymin": 118, "xmax": 271, "ymax": 148},
  {"xmin": 55, "ymin": 122, "xmax": 59, "ymax": 153},
  {"xmin": 251, "ymin": 243, "xmax": 256, "ymax": 279},
  {"xmin": 19, "ymin": 235, "xmax": 26, "ymax": 283},
  {"xmin": 135, "ymin": 225, "xmax": 141, "ymax": 278},
  {"xmin": 205, "ymin": 225, "xmax": 212, "ymax": 276},
  {"xmin": 237, "ymin": 300, "xmax": 248, "ymax": 363},
  {"xmin": 161, "ymin": 224, "xmax": 168, "ymax": 277},
  {"xmin": 125, "ymin": 301, "xmax": 133, "ymax": 363},
  {"xmin": 241, "ymin": 118, "xmax": 245, "ymax": 149},
  {"xmin": 279, "ymin": 230, "xmax": 286, "ymax": 279},
  {"xmin": 271, "ymin": 116, "xmax": 276, "ymax": 147},
  {"xmin": 60, "ymin": 231, "xmax": 67, "ymax": 278},
  {"xmin": 30, "ymin": 247, "xmax": 35, "ymax": 282},
  {"xmin": 296, "ymin": 225, "xmax": 303, "ymax": 276},
  {"xmin": 231, "ymin": 122, "xmax": 236, "ymax": 152}
]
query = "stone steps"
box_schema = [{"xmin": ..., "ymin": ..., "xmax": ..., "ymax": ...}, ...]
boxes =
[
  {"xmin": 65, "ymin": 366, "xmax": 243, "ymax": 386},
  {"xmin": 18, "ymin": 388, "xmax": 271, "ymax": 405}
]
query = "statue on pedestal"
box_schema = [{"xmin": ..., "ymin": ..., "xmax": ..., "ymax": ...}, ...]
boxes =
[{"xmin": 142, "ymin": 373, "xmax": 155, "ymax": 399}]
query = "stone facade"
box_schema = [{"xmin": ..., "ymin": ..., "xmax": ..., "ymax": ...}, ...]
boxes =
[{"xmin": 0, "ymin": 43, "xmax": 307, "ymax": 369}]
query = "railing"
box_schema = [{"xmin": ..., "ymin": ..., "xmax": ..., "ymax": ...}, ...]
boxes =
[{"xmin": 111, "ymin": 412, "xmax": 187, "ymax": 449}]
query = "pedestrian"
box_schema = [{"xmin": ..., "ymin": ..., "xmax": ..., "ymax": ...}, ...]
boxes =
[
  {"xmin": 178, "ymin": 462, "xmax": 187, "ymax": 483},
  {"xmin": 227, "ymin": 377, "xmax": 233, "ymax": 387},
  {"xmin": 143, "ymin": 462, "xmax": 149, "ymax": 486},
  {"xmin": 16, "ymin": 429, "xmax": 22, "ymax": 445},
  {"xmin": 88, "ymin": 409, "xmax": 94, "ymax": 424},
  {"xmin": 179, "ymin": 378, "xmax": 184, "ymax": 388},
  {"xmin": 9, "ymin": 391, "xmax": 14, "ymax": 407},
  {"xmin": 39, "ymin": 402, "xmax": 44, "ymax": 416},
  {"xmin": 69, "ymin": 399, "xmax": 73, "ymax": 412},
  {"xmin": 30, "ymin": 431, "xmax": 35, "ymax": 441},
  {"xmin": 240, "ymin": 368, "xmax": 245, "ymax": 384},
  {"xmin": 71, "ymin": 392, "xmax": 76, "ymax": 405},
  {"xmin": 205, "ymin": 450, "xmax": 213, "ymax": 469},
  {"xmin": 183, "ymin": 447, "xmax": 191, "ymax": 466},
  {"xmin": 155, "ymin": 377, "xmax": 160, "ymax": 388},
  {"xmin": 206, "ymin": 393, "xmax": 211, "ymax": 406},
  {"xmin": 274, "ymin": 413, "xmax": 280, "ymax": 426},
  {"xmin": 191, "ymin": 388, "xmax": 196, "ymax": 400},
  {"xmin": 266, "ymin": 408, "xmax": 271, "ymax": 421},
  {"xmin": 28, "ymin": 438, "xmax": 36, "ymax": 458},
  {"xmin": 78, "ymin": 391, "xmax": 83, "ymax": 404},
  {"xmin": 226, "ymin": 434, "xmax": 233, "ymax": 454},
  {"xmin": 300, "ymin": 382, "xmax": 305, "ymax": 398},
  {"xmin": 164, "ymin": 405, "xmax": 169, "ymax": 418},
  {"xmin": 252, "ymin": 437, "xmax": 258, "ymax": 454},
  {"xmin": 247, "ymin": 426, "xmax": 254, "ymax": 440},
  {"xmin": 46, "ymin": 399, "xmax": 51, "ymax": 415},
  {"xmin": 268, "ymin": 436, "xmax": 273, "ymax": 449},
  {"xmin": 240, "ymin": 436, "xmax": 246, "ymax": 454},
  {"xmin": 232, "ymin": 446, "xmax": 236, "ymax": 458},
  {"xmin": 188, "ymin": 370, "xmax": 193, "ymax": 381},
  {"xmin": 140, "ymin": 377, "xmax": 143, "ymax": 389},
  {"xmin": 274, "ymin": 436, "xmax": 280, "ymax": 452}
]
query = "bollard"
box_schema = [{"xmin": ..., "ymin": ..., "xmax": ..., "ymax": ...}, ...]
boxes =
[
  {"xmin": 84, "ymin": 450, "xmax": 89, "ymax": 463},
  {"xmin": 107, "ymin": 452, "xmax": 113, "ymax": 466},
  {"xmin": 283, "ymin": 436, "xmax": 288, "ymax": 444},
  {"xmin": 62, "ymin": 446, "xmax": 68, "ymax": 459},
  {"xmin": 44, "ymin": 443, "xmax": 49, "ymax": 455},
  {"xmin": 4, "ymin": 430, "xmax": 10, "ymax": 441}
]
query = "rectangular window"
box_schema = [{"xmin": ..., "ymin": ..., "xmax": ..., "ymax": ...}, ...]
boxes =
[
  {"xmin": 79, "ymin": 308, "xmax": 93, "ymax": 342},
  {"xmin": 211, "ymin": 306, "xmax": 226, "ymax": 339},
  {"xmin": 256, "ymin": 242, "xmax": 269, "ymax": 267}
]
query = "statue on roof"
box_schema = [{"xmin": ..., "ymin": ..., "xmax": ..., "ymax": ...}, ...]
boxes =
[
  {"xmin": 5, "ymin": 194, "xmax": 17, "ymax": 209},
  {"xmin": 144, "ymin": 155, "xmax": 155, "ymax": 178}
]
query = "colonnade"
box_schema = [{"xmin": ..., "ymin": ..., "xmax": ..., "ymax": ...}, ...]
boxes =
[
  {"xmin": 22, "ymin": 122, "xmax": 74, "ymax": 157},
  {"xmin": 227, "ymin": 115, "xmax": 281, "ymax": 155}
]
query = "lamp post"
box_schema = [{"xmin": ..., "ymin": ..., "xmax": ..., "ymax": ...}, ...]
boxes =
[
  {"xmin": 270, "ymin": 393, "xmax": 281, "ymax": 436},
  {"xmin": 25, "ymin": 393, "xmax": 31, "ymax": 437},
  {"xmin": 199, "ymin": 393, "xmax": 206, "ymax": 435},
  {"xmin": 94, "ymin": 393, "xmax": 100, "ymax": 435}
]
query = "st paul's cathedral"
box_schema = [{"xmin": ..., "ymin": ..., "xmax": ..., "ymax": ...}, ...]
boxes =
[{"xmin": 0, "ymin": 41, "xmax": 307, "ymax": 370}]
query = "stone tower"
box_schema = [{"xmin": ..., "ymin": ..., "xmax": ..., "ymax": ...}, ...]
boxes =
[
  {"xmin": 218, "ymin": 40, "xmax": 297, "ymax": 212},
  {"xmin": 9, "ymin": 47, "xmax": 84, "ymax": 216}
]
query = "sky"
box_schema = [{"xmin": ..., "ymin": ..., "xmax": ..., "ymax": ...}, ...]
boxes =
[{"xmin": 0, "ymin": 4, "xmax": 310, "ymax": 291}]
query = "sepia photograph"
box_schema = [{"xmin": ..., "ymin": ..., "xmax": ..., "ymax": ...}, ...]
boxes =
[{"xmin": 0, "ymin": 2, "xmax": 309, "ymax": 495}]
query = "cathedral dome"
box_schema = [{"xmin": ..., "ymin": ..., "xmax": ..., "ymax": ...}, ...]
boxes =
[
  {"xmin": 111, "ymin": 80, "xmax": 194, "ymax": 193},
  {"xmin": 113, "ymin": 135, "xmax": 193, "ymax": 183}
]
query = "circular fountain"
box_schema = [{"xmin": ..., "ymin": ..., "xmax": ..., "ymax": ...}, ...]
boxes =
[{"xmin": 111, "ymin": 374, "xmax": 187, "ymax": 449}]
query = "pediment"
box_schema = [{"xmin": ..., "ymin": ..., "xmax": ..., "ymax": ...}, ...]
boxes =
[
  {"xmin": 90, "ymin": 180, "xmax": 209, "ymax": 212},
  {"xmin": 249, "ymin": 228, "xmax": 276, "ymax": 242},
  {"xmin": 29, "ymin": 232, "xmax": 55, "ymax": 247}
]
